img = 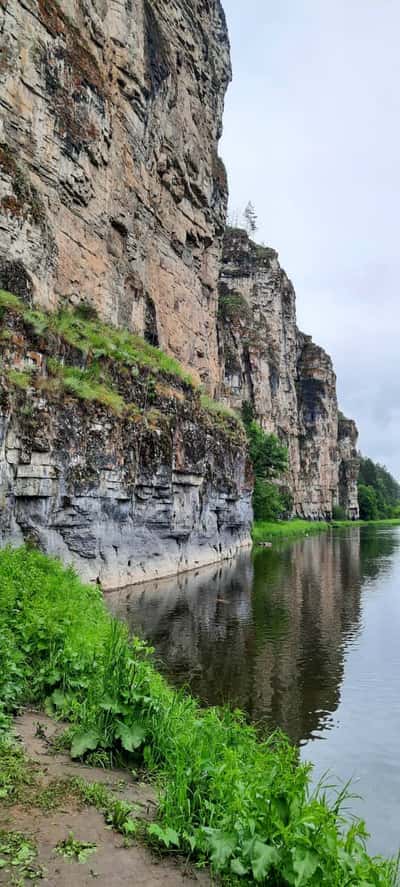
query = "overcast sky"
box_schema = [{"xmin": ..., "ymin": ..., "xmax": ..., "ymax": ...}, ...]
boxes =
[{"xmin": 220, "ymin": 0, "xmax": 400, "ymax": 479}]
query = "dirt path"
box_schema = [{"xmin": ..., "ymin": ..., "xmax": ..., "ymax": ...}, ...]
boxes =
[{"xmin": 0, "ymin": 711, "xmax": 210, "ymax": 886}]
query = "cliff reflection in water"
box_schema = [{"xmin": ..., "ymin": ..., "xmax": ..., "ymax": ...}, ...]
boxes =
[{"xmin": 108, "ymin": 528, "xmax": 396, "ymax": 745}]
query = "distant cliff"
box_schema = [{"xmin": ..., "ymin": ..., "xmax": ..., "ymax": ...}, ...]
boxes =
[{"xmin": 218, "ymin": 229, "xmax": 359, "ymax": 518}]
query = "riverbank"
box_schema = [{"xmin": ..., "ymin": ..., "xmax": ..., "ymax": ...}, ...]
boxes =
[
  {"xmin": 0, "ymin": 545, "xmax": 397, "ymax": 885},
  {"xmin": 253, "ymin": 518, "xmax": 400, "ymax": 543}
]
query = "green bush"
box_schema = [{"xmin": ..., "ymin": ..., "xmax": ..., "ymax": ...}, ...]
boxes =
[
  {"xmin": 242, "ymin": 404, "xmax": 290, "ymax": 522},
  {"xmin": 358, "ymin": 484, "xmax": 379, "ymax": 521},
  {"xmin": 253, "ymin": 479, "xmax": 286, "ymax": 521},
  {"xmin": 0, "ymin": 546, "xmax": 397, "ymax": 885},
  {"xmin": 332, "ymin": 504, "xmax": 346, "ymax": 521}
]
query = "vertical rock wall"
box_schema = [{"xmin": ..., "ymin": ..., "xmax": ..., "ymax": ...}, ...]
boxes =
[
  {"xmin": 0, "ymin": 0, "xmax": 231, "ymax": 390},
  {"xmin": 218, "ymin": 229, "xmax": 359, "ymax": 518}
]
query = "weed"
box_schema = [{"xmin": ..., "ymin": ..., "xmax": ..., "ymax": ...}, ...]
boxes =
[
  {"xmin": 200, "ymin": 393, "xmax": 243, "ymax": 431},
  {"xmin": 55, "ymin": 831, "xmax": 97, "ymax": 863},
  {"xmin": 0, "ymin": 829, "xmax": 42, "ymax": 882},
  {"xmin": 7, "ymin": 368, "xmax": 34, "ymax": 390},
  {"xmin": 0, "ymin": 739, "xmax": 35, "ymax": 804}
]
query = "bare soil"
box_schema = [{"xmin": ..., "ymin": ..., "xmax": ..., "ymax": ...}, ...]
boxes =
[{"xmin": 0, "ymin": 710, "xmax": 210, "ymax": 886}]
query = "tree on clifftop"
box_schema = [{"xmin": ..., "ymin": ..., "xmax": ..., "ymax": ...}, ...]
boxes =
[{"xmin": 243, "ymin": 201, "xmax": 258, "ymax": 235}]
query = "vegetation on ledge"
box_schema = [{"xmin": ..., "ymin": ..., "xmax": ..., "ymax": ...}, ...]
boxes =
[
  {"xmin": 0, "ymin": 289, "xmax": 244, "ymax": 438},
  {"xmin": 0, "ymin": 546, "xmax": 397, "ymax": 885}
]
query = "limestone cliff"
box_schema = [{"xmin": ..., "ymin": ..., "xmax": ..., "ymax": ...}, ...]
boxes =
[
  {"xmin": 0, "ymin": 0, "xmax": 359, "ymax": 586},
  {"xmin": 218, "ymin": 229, "xmax": 359, "ymax": 518},
  {"xmin": 0, "ymin": 299, "xmax": 252, "ymax": 588},
  {"xmin": 0, "ymin": 0, "xmax": 230, "ymax": 390}
]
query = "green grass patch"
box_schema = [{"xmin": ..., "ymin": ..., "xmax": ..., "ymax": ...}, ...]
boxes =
[
  {"xmin": 47, "ymin": 360, "xmax": 126, "ymax": 415},
  {"xmin": 332, "ymin": 519, "xmax": 400, "ymax": 529},
  {"xmin": 253, "ymin": 518, "xmax": 400, "ymax": 544},
  {"xmin": 7, "ymin": 367, "xmax": 34, "ymax": 391},
  {"xmin": 0, "ymin": 829, "xmax": 42, "ymax": 881},
  {"xmin": 0, "ymin": 545, "xmax": 397, "ymax": 884},
  {"xmin": 0, "ymin": 289, "xmax": 195, "ymax": 386},
  {"xmin": 1, "ymin": 289, "xmax": 245, "ymax": 432},
  {"xmin": 200, "ymin": 393, "xmax": 243, "ymax": 424},
  {"xmin": 253, "ymin": 519, "xmax": 330, "ymax": 543}
]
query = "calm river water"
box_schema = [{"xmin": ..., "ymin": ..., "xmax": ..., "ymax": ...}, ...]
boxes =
[{"xmin": 108, "ymin": 526, "xmax": 400, "ymax": 857}]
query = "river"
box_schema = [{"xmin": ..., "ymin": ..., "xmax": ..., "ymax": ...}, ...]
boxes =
[{"xmin": 107, "ymin": 525, "xmax": 400, "ymax": 857}]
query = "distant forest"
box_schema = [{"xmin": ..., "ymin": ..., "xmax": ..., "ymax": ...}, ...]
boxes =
[{"xmin": 358, "ymin": 457, "xmax": 400, "ymax": 520}]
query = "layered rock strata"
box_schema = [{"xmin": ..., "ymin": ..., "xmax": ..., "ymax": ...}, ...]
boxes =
[
  {"xmin": 0, "ymin": 0, "xmax": 230, "ymax": 390},
  {"xmin": 0, "ymin": 305, "xmax": 252, "ymax": 588},
  {"xmin": 218, "ymin": 229, "xmax": 359, "ymax": 518}
]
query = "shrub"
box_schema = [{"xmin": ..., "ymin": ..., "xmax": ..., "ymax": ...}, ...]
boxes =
[
  {"xmin": 332, "ymin": 504, "xmax": 346, "ymax": 521},
  {"xmin": 358, "ymin": 484, "xmax": 379, "ymax": 521},
  {"xmin": 253, "ymin": 479, "xmax": 286, "ymax": 521}
]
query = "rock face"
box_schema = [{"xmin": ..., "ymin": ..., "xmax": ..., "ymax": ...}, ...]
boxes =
[
  {"xmin": 218, "ymin": 229, "xmax": 359, "ymax": 518},
  {"xmin": 0, "ymin": 0, "xmax": 230, "ymax": 390},
  {"xmin": 338, "ymin": 416, "xmax": 360, "ymax": 518},
  {"xmin": 0, "ymin": 306, "xmax": 252, "ymax": 588},
  {"xmin": 0, "ymin": 0, "xmax": 359, "ymax": 586}
]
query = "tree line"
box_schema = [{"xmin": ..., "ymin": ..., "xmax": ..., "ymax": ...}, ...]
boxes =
[
  {"xmin": 242, "ymin": 402, "xmax": 400, "ymax": 523},
  {"xmin": 358, "ymin": 457, "xmax": 400, "ymax": 520}
]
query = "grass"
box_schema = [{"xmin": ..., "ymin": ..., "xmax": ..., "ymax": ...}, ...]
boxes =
[
  {"xmin": 253, "ymin": 518, "xmax": 400, "ymax": 544},
  {"xmin": 253, "ymin": 520, "xmax": 330, "ymax": 543},
  {"xmin": 1, "ymin": 289, "xmax": 244, "ymax": 435},
  {"xmin": 200, "ymin": 392, "xmax": 243, "ymax": 425},
  {"xmin": 0, "ymin": 289, "xmax": 195, "ymax": 386},
  {"xmin": 0, "ymin": 545, "xmax": 398, "ymax": 885},
  {"xmin": 332, "ymin": 518, "xmax": 400, "ymax": 528}
]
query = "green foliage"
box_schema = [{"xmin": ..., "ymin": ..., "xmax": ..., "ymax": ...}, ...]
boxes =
[
  {"xmin": 55, "ymin": 831, "xmax": 97, "ymax": 863},
  {"xmin": 7, "ymin": 368, "xmax": 33, "ymax": 390},
  {"xmin": 358, "ymin": 457, "xmax": 400, "ymax": 519},
  {"xmin": 0, "ymin": 546, "xmax": 397, "ymax": 885},
  {"xmin": 332, "ymin": 504, "xmax": 347, "ymax": 521},
  {"xmin": 47, "ymin": 360, "xmax": 126, "ymax": 414},
  {"xmin": 218, "ymin": 290, "xmax": 251, "ymax": 324},
  {"xmin": 1, "ymin": 288, "xmax": 245, "ymax": 432},
  {"xmin": 0, "ymin": 829, "xmax": 42, "ymax": 882},
  {"xmin": 200, "ymin": 393, "xmax": 242, "ymax": 425},
  {"xmin": 253, "ymin": 520, "xmax": 329, "ymax": 543},
  {"xmin": 3, "ymin": 289, "xmax": 195, "ymax": 386},
  {"xmin": 358, "ymin": 484, "xmax": 379, "ymax": 521},
  {"xmin": 242, "ymin": 405, "xmax": 289, "ymax": 521},
  {"xmin": 253, "ymin": 479, "xmax": 287, "ymax": 521},
  {"xmin": 246, "ymin": 420, "xmax": 288, "ymax": 479}
]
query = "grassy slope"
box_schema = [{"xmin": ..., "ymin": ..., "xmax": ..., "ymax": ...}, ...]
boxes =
[
  {"xmin": 0, "ymin": 546, "xmax": 397, "ymax": 885},
  {"xmin": 253, "ymin": 518, "xmax": 400, "ymax": 543},
  {"xmin": 0, "ymin": 289, "xmax": 241, "ymax": 430}
]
